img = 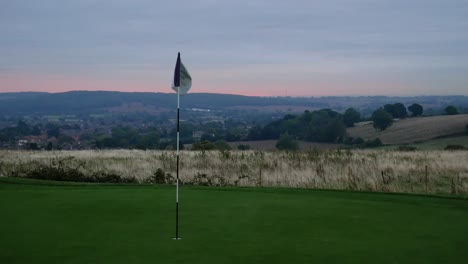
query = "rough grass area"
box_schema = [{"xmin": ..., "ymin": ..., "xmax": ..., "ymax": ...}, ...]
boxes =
[
  {"xmin": 1, "ymin": 150, "xmax": 467, "ymax": 195},
  {"xmin": 348, "ymin": 114, "xmax": 468, "ymax": 144},
  {"xmin": 0, "ymin": 178, "xmax": 467, "ymax": 264},
  {"xmin": 227, "ymin": 140, "xmax": 340, "ymax": 151},
  {"xmin": 400, "ymin": 135, "xmax": 468, "ymax": 150}
]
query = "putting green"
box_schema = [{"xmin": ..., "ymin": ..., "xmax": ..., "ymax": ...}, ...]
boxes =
[{"xmin": 1, "ymin": 178, "xmax": 467, "ymax": 264}]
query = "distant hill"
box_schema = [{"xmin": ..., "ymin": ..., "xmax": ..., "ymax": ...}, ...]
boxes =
[
  {"xmin": 0, "ymin": 91, "xmax": 467, "ymax": 116},
  {"xmin": 348, "ymin": 114, "xmax": 468, "ymax": 145},
  {"xmin": 0, "ymin": 91, "xmax": 319, "ymax": 115}
]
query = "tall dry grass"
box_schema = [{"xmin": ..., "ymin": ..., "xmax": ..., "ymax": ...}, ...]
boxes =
[{"xmin": 0, "ymin": 149, "xmax": 467, "ymax": 195}]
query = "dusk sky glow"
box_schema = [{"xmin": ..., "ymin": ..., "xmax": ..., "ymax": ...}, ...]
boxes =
[{"xmin": 1, "ymin": 0, "xmax": 467, "ymax": 96}]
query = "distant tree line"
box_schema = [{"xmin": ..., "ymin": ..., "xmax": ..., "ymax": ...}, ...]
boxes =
[
  {"xmin": 1, "ymin": 102, "xmax": 462, "ymax": 150},
  {"xmin": 247, "ymin": 109, "xmax": 347, "ymax": 143},
  {"xmin": 95, "ymin": 126, "xmax": 161, "ymax": 150},
  {"xmin": 370, "ymin": 103, "xmax": 460, "ymax": 131}
]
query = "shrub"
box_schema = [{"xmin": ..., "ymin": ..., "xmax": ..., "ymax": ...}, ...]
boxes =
[
  {"xmin": 353, "ymin": 137, "xmax": 365, "ymax": 145},
  {"xmin": 192, "ymin": 141, "xmax": 215, "ymax": 151},
  {"xmin": 192, "ymin": 172, "xmax": 228, "ymax": 187},
  {"xmin": 147, "ymin": 168, "xmax": 175, "ymax": 184},
  {"xmin": 92, "ymin": 171, "xmax": 138, "ymax": 183},
  {"xmin": 361, "ymin": 138, "xmax": 383, "ymax": 148},
  {"xmin": 214, "ymin": 140, "xmax": 231, "ymax": 150},
  {"xmin": 444, "ymin": 145, "xmax": 465, "ymax": 150},
  {"xmin": 237, "ymin": 144, "xmax": 250, "ymax": 150},
  {"xmin": 445, "ymin": 106, "xmax": 459, "ymax": 115},
  {"xmin": 19, "ymin": 157, "xmax": 137, "ymax": 183},
  {"xmin": 153, "ymin": 168, "xmax": 166, "ymax": 184},
  {"xmin": 398, "ymin": 145, "xmax": 417, "ymax": 151},
  {"xmin": 276, "ymin": 133, "xmax": 299, "ymax": 151}
]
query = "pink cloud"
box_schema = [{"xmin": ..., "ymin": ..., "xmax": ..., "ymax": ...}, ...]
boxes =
[{"xmin": 0, "ymin": 71, "xmax": 432, "ymax": 97}]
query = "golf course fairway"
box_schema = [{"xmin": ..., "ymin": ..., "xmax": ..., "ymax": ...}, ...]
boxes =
[{"xmin": 1, "ymin": 178, "xmax": 467, "ymax": 264}]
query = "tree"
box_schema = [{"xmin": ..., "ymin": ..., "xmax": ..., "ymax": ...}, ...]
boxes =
[
  {"xmin": 343, "ymin": 108, "xmax": 361, "ymax": 127},
  {"xmin": 214, "ymin": 140, "xmax": 231, "ymax": 150},
  {"xmin": 46, "ymin": 124, "xmax": 60, "ymax": 138},
  {"xmin": 408, "ymin": 103, "xmax": 423, "ymax": 116},
  {"xmin": 31, "ymin": 124, "xmax": 42, "ymax": 136},
  {"xmin": 321, "ymin": 118, "xmax": 346, "ymax": 143},
  {"xmin": 276, "ymin": 133, "xmax": 298, "ymax": 151},
  {"xmin": 46, "ymin": 142, "xmax": 53, "ymax": 151},
  {"xmin": 393, "ymin": 103, "xmax": 408, "ymax": 118},
  {"xmin": 383, "ymin": 104, "xmax": 396, "ymax": 117},
  {"xmin": 384, "ymin": 103, "xmax": 407, "ymax": 118},
  {"xmin": 17, "ymin": 120, "xmax": 31, "ymax": 135},
  {"xmin": 27, "ymin": 142, "xmax": 39, "ymax": 150},
  {"xmin": 445, "ymin": 105, "xmax": 458, "ymax": 115},
  {"xmin": 135, "ymin": 132, "xmax": 160, "ymax": 150},
  {"xmin": 372, "ymin": 108, "xmax": 393, "ymax": 131},
  {"xmin": 247, "ymin": 125, "xmax": 263, "ymax": 140}
]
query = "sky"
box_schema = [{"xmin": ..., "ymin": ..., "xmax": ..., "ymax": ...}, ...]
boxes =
[{"xmin": 0, "ymin": 0, "xmax": 467, "ymax": 97}]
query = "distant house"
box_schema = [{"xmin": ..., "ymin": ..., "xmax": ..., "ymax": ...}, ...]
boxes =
[
  {"xmin": 21, "ymin": 135, "xmax": 48, "ymax": 144},
  {"xmin": 17, "ymin": 139, "xmax": 28, "ymax": 147}
]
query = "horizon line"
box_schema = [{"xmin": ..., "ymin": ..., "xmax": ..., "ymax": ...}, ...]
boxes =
[{"xmin": 1, "ymin": 90, "xmax": 467, "ymax": 98}]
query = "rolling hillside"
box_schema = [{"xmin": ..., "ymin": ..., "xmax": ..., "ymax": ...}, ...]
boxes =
[
  {"xmin": 348, "ymin": 114, "xmax": 468, "ymax": 145},
  {"xmin": 1, "ymin": 91, "xmax": 467, "ymax": 116}
]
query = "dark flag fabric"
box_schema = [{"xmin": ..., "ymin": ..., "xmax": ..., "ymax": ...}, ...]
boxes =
[{"xmin": 172, "ymin": 52, "xmax": 192, "ymax": 94}]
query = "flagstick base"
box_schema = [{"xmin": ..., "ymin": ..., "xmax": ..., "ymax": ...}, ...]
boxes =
[{"xmin": 172, "ymin": 237, "xmax": 182, "ymax": 240}]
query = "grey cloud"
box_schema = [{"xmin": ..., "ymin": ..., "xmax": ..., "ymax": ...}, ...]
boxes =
[{"xmin": 0, "ymin": 0, "xmax": 467, "ymax": 94}]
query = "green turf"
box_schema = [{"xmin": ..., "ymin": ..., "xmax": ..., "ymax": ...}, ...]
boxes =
[{"xmin": 1, "ymin": 178, "xmax": 467, "ymax": 264}]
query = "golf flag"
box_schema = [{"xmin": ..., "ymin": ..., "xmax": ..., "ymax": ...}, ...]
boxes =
[
  {"xmin": 172, "ymin": 52, "xmax": 192, "ymax": 95},
  {"xmin": 172, "ymin": 52, "xmax": 192, "ymax": 240}
]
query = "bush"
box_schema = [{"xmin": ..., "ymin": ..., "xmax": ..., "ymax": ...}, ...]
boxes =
[
  {"xmin": 237, "ymin": 144, "xmax": 250, "ymax": 150},
  {"xmin": 353, "ymin": 137, "xmax": 365, "ymax": 145},
  {"xmin": 445, "ymin": 106, "xmax": 459, "ymax": 115},
  {"xmin": 444, "ymin": 145, "xmax": 465, "ymax": 150},
  {"xmin": 214, "ymin": 140, "xmax": 231, "ymax": 150},
  {"xmin": 192, "ymin": 141, "xmax": 215, "ymax": 151},
  {"xmin": 192, "ymin": 172, "xmax": 228, "ymax": 187},
  {"xmin": 276, "ymin": 133, "xmax": 299, "ymax": 151},
  {"xmin": 19, "ymin": 157, "xmax": 137, "ymax": 183},
  {"xmin": 153, "ymin": 168, "xmax": 166, "ymax": 184},
  {"xmin": 149, "ymin": 168, "xmax": 174, "ymax": 184},
  {"xmin": 398, "ymin": 145, "xmax": 417, "ymax": 151},
  {"xmin": 343, "ymin": 137, "xmax": 365, "ymax": 146},
  {"xmin": 361, "ymin": 138, "xmax": 383, "ymax": 148}
]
